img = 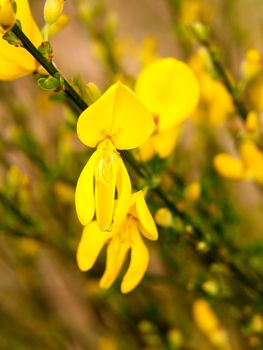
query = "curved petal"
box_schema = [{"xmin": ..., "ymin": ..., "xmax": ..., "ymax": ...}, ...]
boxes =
[
  {"xmin": 121, "ymin": 225, "xmax": 149, "ymax": 293},
  {"xmin": 76, "ymin": 221, "xmax": 111, "ymax": 271},
  {"xmin": 95, "ymin": 149, "xmax": 118, "ymax": 231},
  {"xmin": 213, "ymin": 154, "xmax": 244, "ymax": 180},
  {"xmin": 113, "ymin": 157, "xmax": 131, "ymax": 229},
  {"xmin": 75, "ymin": 152, "xmax": 97, "ymax": 226},
  {"xmin": 240, "ymin": 141, "xmax": 263, "ymax": 182},
  {"xmin": 138, "ymin": 137, "xmax": 155, "ymax": 162},
  {"xmin": 99, "ymin": 234, "xmax": 130, "ymax": 289},
  {"xmin": 0, "ymin": 0, "xmax": 42, "ymax": 80},
  {"xmin": 153, "ymin": 126, "xmax": 181, "ymax": 158},
  {"xmin": 135, "ymin": 191, "xmax": 158, "ymax": 240},
  {"xmin": 135, "ymin": 58, "xmax": 200, "ymax": 130},
  {"xmin": 77, "ymin": 82, "xmax": 154, "ymax": 150}
]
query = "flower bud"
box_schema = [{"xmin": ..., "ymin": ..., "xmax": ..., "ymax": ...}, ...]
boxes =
[
  {"xmin": 44, "ymin": 0, "xmax": 64, "ymax": 25},
  {"xmin": 48, "ymin": 13, "xmax": 68, "ymax": 37},
  {"xmin": 155, "ymin": 207, "xmax": 173, "ymax": 227},
  {"xmin": 0, "ymin": 0, "xmax": 15, "ymax": 31},
  {"xmin": 85, "ymin": 82, "xmax": 101, "ymax": 104}
]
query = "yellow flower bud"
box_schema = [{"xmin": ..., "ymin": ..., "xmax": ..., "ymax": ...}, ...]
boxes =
[
  {"xmin": 241, "ymin": 48, "xmax": 261, "ymax": 80},
  {"xmin": 44, "ymin": 0, "xmax": 64, "ymax": 25},
  {"xmin": 85, "ymin": 82, "xmax": 102, "ymax": 104},
  {"xmin": 0, "ymin": 0, "xmax": 15, "ymax": 31},
  {"xmin": 185, "ymin": 181, "xmax": 201, "ymax": 203},
  {"xmin": 167, "ymin": 329, "xmax": 183, "ymax": 349},
  {"xmin": 250, "ymin": 314, "xmax": 263, "ymax": 333},
  {"xmin": 155, "ymin": 207, "xmax": 173, "ymax": 227},
  {"xmin": 245, "ymin": 111, "xmax": 259, "ymax": 133},
  {"xmin": 202, "ymin": 280, "xmax": 219, "ymax": 296},
  {"xmin": 48, "ymin": 13, "xmax": 68, "ymax": 37}
]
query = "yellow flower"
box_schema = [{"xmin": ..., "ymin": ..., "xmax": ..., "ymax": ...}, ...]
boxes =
[
  {"xmin": 241, "ymin": 48, "xmax": 261, "ymax": 81},
  {"xmin": 134, "ymin": 58, "xmax": 199, "ymax": 160},
  {"xmin": 0, "ymin": 0, "xmax": 42, "ymax": 80},
  {"xmin": 77, "ymin": 191, "xmax": 158, "ymax": 293},
  {"xmin": 135, "ymin": 58, "xmax": 199, "ymax": 131},
  {"xmin": 0, "ymin": 0, "xmax": 15, "ymax": 30},
  {"xmin": 75, "ymin": 82, "xmax": 154, "ymax": 231},
  {"xmin": 214, "ymin": 140, "xmax": 263, "ymax": 185},
  {"xmin": 44, "ymin": 0, "xmax": 64, "ymax": 26}
]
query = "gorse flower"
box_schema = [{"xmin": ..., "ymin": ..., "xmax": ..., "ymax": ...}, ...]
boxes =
[
  {"xmin": 134, "ymin": 58, "xmax": 199, "ymax": 160},
  {"xmin": 75, "ymin": 82, "xmax": 154, "ymax": 231},
  {"xmin": 214, "ymin": 140, "xmax": 263, "ymax": 185},
  {"xmin": 77, "ymin": 191, "xmax": 158, "ymax": 293},
  {"xmin": 0, "ymin": 0, "xmax": 42, "ymax": 80}
]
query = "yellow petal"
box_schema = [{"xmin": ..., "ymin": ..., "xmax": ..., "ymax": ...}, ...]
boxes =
[
  {"xmin": 135, "ymin": 58, "xmax": 199, "ymax": 130},
  {"xmin": 213, "ymin": 153, "xmax": 244, "ymax": 180},
  {"xmin": 193, "ymin": 299, "xmax": 220, "ymax": 334},
  {"xmin": 76, "ymin": 221, "xmax": 111, "ymax": 271},
  {"xmin": 95, "ymin": 142, "xmax": 118, "ymax": 231},
  {"xmin": 0, "ymin": 0, "xmax": 42, "ymax": 80},
  {"xmin": 121, "ymin": 224, "xmax": 149, "ymax": 293},
  {"xmin": 134, "ymin": 191, "xmax": 158, "ymax": 241},
  {"xmin": 99, "ymin": 234, "xmax": 130, "ymax": 289},
  {"xmin": 138, "ymin": 137, "xmax": 155, "ymax": 162},
  {"xmin": 240, "ymin": 141, "xmax": 263, "ymax": 183},
  {"xmin": 152, "ymin": 126, "xmax": 181, "ymax": 158},
  {"xmin": 75, "ymin": 151, "xmax": 97, "ymax": 226},
  {"xmin": 113, "ymin": 157, "xmax": 131, "ymax": 229},
  {"xmin": 77, "ymin": 82, "xmax": 154, "ymax": 150}
]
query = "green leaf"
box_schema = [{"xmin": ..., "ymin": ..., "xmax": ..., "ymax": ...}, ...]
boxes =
[{"xmin": 38, "ymin": 76, "xmax": 61, "ymax": 91}]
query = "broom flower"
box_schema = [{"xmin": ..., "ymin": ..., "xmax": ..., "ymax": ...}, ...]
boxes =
[
  {"xmin": 77, "ymin": 191, "xmax": 158, "ymax": 293},
  {"xmin": 0, "ymin": 0, "xmax": 42, "ymax": 80},
  {"xmin": 75, "ymin": 82, "xmax": 154, "ymax": 231}
]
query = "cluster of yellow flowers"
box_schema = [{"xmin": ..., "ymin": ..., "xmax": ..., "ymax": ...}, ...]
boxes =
[
  {"xmin": 0, "ymin": 0, "xmax": 201, "ymax": 292},
  {"xmin": 75, "ymin": 60, "xmax": 199, "ymax": 292}
]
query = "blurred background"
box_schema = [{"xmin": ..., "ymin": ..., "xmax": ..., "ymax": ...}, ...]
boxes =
[{"xmin": 1, "ymin": 0, "xmax": 263, "ymax": 349}]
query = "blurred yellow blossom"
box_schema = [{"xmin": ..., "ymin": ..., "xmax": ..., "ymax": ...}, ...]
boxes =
[
  {"xmin": 75, "ymin": 82, "xmax": 154, "ymax": 231},
  {"xmin": 167, "ymin": 328, "xmax": 183, "ymax": 349},
  {"xmin": 190, "ymin": 48, "xmax": 234, "ymax": 124},
  {"xmin": 245, "ymin": 111, "xmax": 260, "ymax": 134},
  {"xmin": 193, "ymin": 299, "xmax": 231, "ymax": 349},
  {"xmin": 179, "ymin": 0, "xmax": 213, "ymax": 25},
  {"xmin": 0, "ymin": 0, "xmax": 15, "ymax": 30},
  {"xmin": 44, "ymin": 0, "xmax": 64, "ymax": 25},
  {"xmin": 241, "ymin": 48, "xmax": 262, "ymax": 81},
  {"xmin": 244, "ymin": 72, "xmax": 263, "ymax": 112},
  {"xmin": 0, "ymin": 0, "xmax": 42, "ymax": 80},
  {"xmin": 77, "ymin": 191, "xmax": 158, "ymax": 293},
  {"xmin": 184, "ymin": 181, "xmax": 201, "ymax": 203},
  {"xmin": 214, "ymin": 140, "xmax": 263, "ymax": 185},
  {"xmin": 135, "ymin": 58, "xmax": 199, "ymax": 160},
  {"xmin": 155, "ymin": 207, "xmax": 173, "ymax": 227},
  {"xmin": 48, "ymin": 13, "xmax": 69, "ymax": 37}
]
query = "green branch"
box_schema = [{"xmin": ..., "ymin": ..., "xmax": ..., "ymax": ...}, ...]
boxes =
[{"xmin": 11, "ymin": 23, "xmax": 88, "ymax": 112}]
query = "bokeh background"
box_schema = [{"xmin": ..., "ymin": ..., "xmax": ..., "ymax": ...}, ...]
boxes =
[{"xmin": 1, "ymin": 0, "xmax": 263, "ymax": 349}]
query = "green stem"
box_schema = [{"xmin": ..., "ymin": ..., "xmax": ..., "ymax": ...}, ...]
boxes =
[{"xmin": 11, "ymin": 23, "xmax": 88, "ymax": 112}]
